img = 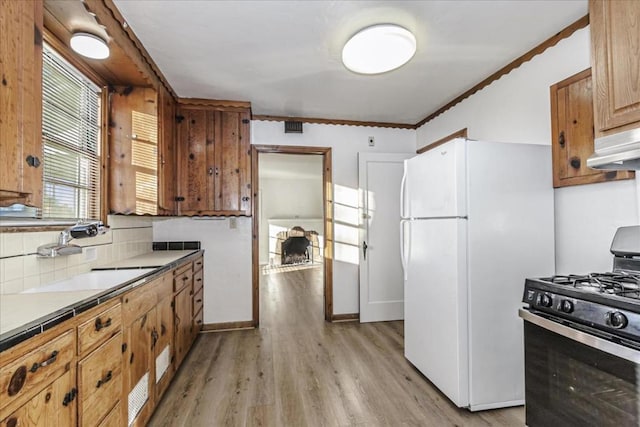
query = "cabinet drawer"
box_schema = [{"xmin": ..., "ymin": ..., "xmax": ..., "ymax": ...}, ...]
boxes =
[
  {"xmin": 97, "ymin": 402, "xmax": 121, "ymax": 427},
  {"xmin": 174, "ymin": 262, "xmax": 191, "ymax": 278},
  {"xmin": 78, "ymin": 303, "xmax": 122, "ymax": 358},
  {"xmin": 193, "ymin": 287, "xmax": 203, "ymax": 318},
  {"xmin": 78, "ymin": 333, "xmax": 122, "ymax": 427},
  {"xmin": 155, "ymin": 272, "xmax": 173, "ymax": 302},
  {"xmin": 0, "ymin": 369, "xmax": 75, "ymax": 427},
  {"xmin": 0, "ymin": 329, "xmax": 75, "ymax": 416},
  {"xmin": 193, "ymin": 257, "xmax": 203, "ymax": 273},
  {"xmin": 193, "ymin": 308, "xmax": 203, "ymax": 336},
  {"xmin": 173, "ymin": 268, "xmax": 193, "ymax": 292},
  {"xmin": 193, "ymin": 268, "xmax": 203, "ymax": 293}
]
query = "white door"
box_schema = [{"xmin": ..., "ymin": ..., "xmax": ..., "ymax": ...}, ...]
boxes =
[
  {"xmin": 358, "ymin": 152, "xmax": 412, "ymax": 323},
  {"xmin": 404, "ymin": 218, "xmax": 469, "ymax": 407}
]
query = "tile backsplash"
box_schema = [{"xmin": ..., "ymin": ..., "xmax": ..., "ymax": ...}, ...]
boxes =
[{"xmin": 0, "ymin": 215, "xmax": 153, "ymax": 294}]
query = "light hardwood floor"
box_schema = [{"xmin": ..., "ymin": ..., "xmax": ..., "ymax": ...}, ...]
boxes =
[{"xmin": 150, "ymin": 266, "xmax": 525, "ymax": 426}]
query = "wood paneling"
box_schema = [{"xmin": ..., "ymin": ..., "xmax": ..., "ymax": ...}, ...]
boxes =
[
  {"xmin": 177, "ymin": 105, "xmax": 252, "ymax": 216},
  {"xmin": 416, "ymin": 15, "xmax": 590, "ymax": 128},
  {"xmin": 108, "ymin": 86, "xmax": 159, "ymax": 215},
  {"xmin": 157, "ymin": 86, "xmax": 177, "ymax": 214},
  {"xmin": 417, "ymin": 128, "xmax": 468, "ymax": 154},
  {"xmin": 590, "ymin": 0, "xmax": 640, "ymax": 135},
  {"xmin": 551, "ymin": 69, "xmax": 633, "ymax": 187},
  {"xmin": 0, "ymin": 0, "xmax": 43, "ymax": 207}
]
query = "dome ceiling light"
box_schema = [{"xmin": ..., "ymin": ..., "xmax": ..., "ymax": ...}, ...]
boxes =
[
  {"xmin": 70, "ymin": 32, "xmax": 110, "ymax": 60},
  {"xmin": 342, "ymin": 24, "xmax": 416, "ymax": 75}
]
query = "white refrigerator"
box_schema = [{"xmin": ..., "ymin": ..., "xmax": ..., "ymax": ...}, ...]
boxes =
[{"xmin": 401, "ymin": 138, "xmax": 554, "ymax": 411}]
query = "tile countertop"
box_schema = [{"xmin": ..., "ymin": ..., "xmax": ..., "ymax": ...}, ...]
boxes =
[{"xmin": 0, "ymin": 249, "xmax": 201, "ymax": 352}]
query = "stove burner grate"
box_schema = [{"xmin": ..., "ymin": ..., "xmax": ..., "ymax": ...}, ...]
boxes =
[{"xmin": 545, "ymin": 272, "xmax": 640, "ymax": 297}]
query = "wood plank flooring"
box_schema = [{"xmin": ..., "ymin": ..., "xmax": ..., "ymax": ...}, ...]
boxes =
[{"xmin": 150, "ymin": 266, "xmax": 524, "ymax": 426}]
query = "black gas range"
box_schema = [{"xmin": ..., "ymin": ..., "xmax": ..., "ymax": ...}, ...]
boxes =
[{"xmin": 520, "ymin": 226, "xmax": 640, "ymax": 427}]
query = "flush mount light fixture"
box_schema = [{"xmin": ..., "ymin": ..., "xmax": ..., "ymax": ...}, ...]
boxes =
[
  {"xmin": 342, "ymin": 24, "xmax": 416, "ymax": 74},
  {"xmin": 70, "ymin": 32, "xmax": 110, "ymax": 60}
]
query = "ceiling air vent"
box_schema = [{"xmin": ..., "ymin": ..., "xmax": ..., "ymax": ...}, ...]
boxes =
[{"xmin": 284, "ymin": 121, "xmax": 303, "ymax": 134}]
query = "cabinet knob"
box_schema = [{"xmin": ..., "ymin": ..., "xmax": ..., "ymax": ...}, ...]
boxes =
[
  {"xmin": 570, "ymin": 157, "xmax": 581, "ymax": 169},
  {"xmin": 242, "ymin": 196, "xmax": 250, "ymax": 202},
  {"xmin": 26, "ymin": 155, "xmax": 41, "ymax": 168}
]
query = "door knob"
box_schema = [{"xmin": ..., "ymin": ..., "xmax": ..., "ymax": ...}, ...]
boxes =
[{"xmin": 363, "ymin": 241, "xmax": 368, "ymax": 260}]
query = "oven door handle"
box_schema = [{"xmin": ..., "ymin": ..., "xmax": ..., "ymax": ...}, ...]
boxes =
[{"xmin": 519, "ymin": 308, "xmax": 640, "ymax": 364}]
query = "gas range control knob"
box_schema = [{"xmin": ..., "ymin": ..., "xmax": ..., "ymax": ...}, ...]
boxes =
[
  {"xmin": 560, "ymin": 300, "xmax": 574, "ymax": 314},
  {"xmin": 540, "ymin": 294, "xmax": 553, "ymax": 308},
  {"xmin": 607, "ymin": 311, "xmax": 628, "ymax": 329}
]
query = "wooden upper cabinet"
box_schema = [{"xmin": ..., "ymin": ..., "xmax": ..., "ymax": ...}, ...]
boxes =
[
  {"xmin": 551, "ymin": 68, "xmax": 634, "ymax": 187},
  {"xmin": 0, "ymin": 0, "xmax": 43, "ymax": 207},
  {"xmin": 157, "ymin": 87, "xmax": 177, "ymax": 214},
  {"xmin": 108, "ymin": 86, "xmax": 159, "ymax": 215},
  {"xmin": 590, "ymin": 0, "xmax": 640, "ymax": 136},
  {"xmin": 176, "ymin": 104, "xmax": 251, "ymax": 216}
]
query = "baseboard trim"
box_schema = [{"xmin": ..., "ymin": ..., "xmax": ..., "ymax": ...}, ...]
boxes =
[
  {"xmin": 331, "ymin": 313, "xmax": 359, "ymax": 322},
  {"xmin": 201, "ymin": 321, "xmax": 256, "ymax": 332}
]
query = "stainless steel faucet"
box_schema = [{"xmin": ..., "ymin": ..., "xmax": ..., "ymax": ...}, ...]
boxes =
[{"xmin": 37, "ymin": 221, "xmax": 109, "ymax": 257}]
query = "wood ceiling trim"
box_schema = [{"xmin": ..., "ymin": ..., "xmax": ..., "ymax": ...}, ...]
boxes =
[
  {"xmin": 414, "ymin": 14, "xmax": 590, "ymax": 129},
  {"xmin": 83, "ymin": 0, "xmax": 177, "ymax": 98},
  {"xmin": 177, "ymin": 98, "xmax": 252, "ymax": 111},
  {"xmin": 253, "ymin": 114, "xmax": 415, "ymax": 130},
  {"xmin": 416, "ymin": 128, "xmax": 468, "ymax": 154}
]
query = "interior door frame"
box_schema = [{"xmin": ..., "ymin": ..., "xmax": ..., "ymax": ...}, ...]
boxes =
[{"xmin": 251, "ymin": 145, "xmax": 334, "ymax": 326}]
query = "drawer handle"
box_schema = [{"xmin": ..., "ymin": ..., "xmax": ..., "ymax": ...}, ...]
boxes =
[
  {"xmin": 196, "ymin": 278, "xmax": 202, "ymax": 282},
  {"xmin": 62, "ymin": 388, "xmax": 77, "ymax": 406},
  {"xmin": 189, "ymin": 290, "xmax": 194, "ymax": 296},
  {"xmin": 30, "ymin": 350, "xmax": 59, "ymax": 373},
  {"xmin": 96, "ymin": 370, "xmax": 113, "ymax": 388},
  {"xmin": 196, "ymin": 299, "xmax": 202, "ymax": 303},
  {"xmin": 196, "ymin": 262, "xmax": 202, "ymax": 265},
  {"xmin": 95, "ymin": 317, "xmax": 112, "ymax": 331},
  {"xmin": 182, "ymin": 276, "xmax": 188, "ymax": 281}
]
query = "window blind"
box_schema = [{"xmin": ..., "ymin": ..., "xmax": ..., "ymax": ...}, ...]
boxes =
[{"xmin": 42, "ymin": 44, "xmax": 101, "ymax": 220}]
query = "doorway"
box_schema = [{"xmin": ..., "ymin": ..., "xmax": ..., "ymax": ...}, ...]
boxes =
[{"xmin": 251, "ymin": 145, "xmax": 333, "ymax": 326}]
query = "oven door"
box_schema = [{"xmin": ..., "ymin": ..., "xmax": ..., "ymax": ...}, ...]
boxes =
[{"xmin": 520, "ymin": 308, "xmax": 640, "ymax": 427}]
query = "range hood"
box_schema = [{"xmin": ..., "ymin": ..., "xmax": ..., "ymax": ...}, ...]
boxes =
[{"xmin": 587, "ymin": 128, "xmax": 640, "ymax": 170}]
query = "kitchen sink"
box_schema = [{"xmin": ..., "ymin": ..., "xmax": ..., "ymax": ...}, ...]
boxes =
[{"xmin": 21, "ymin": 268, "xmax": 156, "ymax": 294}]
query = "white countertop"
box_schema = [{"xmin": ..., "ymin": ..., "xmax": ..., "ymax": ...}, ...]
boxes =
[
  {"xmin": 0, "ymin": 250, "xmax": 200, "ymax": 339},
  {"xmin": 0, "ymin": 291, "xmax": 101, "ymax": 335},
  {"xmin": 95, "ymin": 250, "xmax": 197, "ymax": 269}
]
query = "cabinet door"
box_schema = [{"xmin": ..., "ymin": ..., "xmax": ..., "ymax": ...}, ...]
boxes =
[
  {"xmin": 123, "ymin": 308, "xmax": 156, "ymax": 427},
  {"xmin": 109, "ymin": 86, "xmax": 159, "ymax": 215},
  {"xmin": 0, "ymin": 0, "xmax": 43, "ymax": 207},
  {"xmin": 551, "ymin": 69, "xmax": 634, "ymax": 187},
  {"xmin": 591, "ymin": 0, "xmax": 640, "ymax": 134},
  {"xmin": 215, "ymin": 110, "xmax": 251, "ymax": 214},
  {"xmin": 0, "ymin": 369, "xmax": 75, "ymax": 427},
  {"xmin": 154, "ymin": 294, "xmax": 173, "ymax": 402},
  {"xmin": 173, "ymin": 285, "xmax": 192, "ymax": 367},
  {"xmin": 157, "ymin": 87, "xmax": 176, "ymax": 214},
  {"xmin": 177, "ymin": 108, "xmax": 213, "ymax": 214}
]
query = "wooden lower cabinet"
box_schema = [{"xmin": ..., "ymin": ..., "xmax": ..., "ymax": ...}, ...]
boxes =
[
  {"xmin": 0, "ymin": 369, "xmax": 76, "ymax": 427},
  {"xmin": 0, "ymin": 256, "xmax": 203, "ymax": 427},
  {"xmin": 78, "ymin": 333, "xmax": 122, "ymax": 427},
  {"xmin": 173, "ymin": 284, "xmax": 192, "ymax": 367}
]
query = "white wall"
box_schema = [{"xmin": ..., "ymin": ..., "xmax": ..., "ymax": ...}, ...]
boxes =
[
  {"xmin": 416, "ymin": 27, "xmax": 640, "ymax": 274},
  {"xmin": 152, "ymin": 217, "xmax": 252, "ymax": 324}
]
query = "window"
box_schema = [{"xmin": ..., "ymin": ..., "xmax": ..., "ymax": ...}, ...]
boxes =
[{"xmin": 41, "ymin": 44, "xmax": 101, "ymax": 220}]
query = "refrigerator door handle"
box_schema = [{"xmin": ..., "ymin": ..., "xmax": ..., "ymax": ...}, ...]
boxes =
[
  {"xmin": 400, "ymin": 220, "xmax": 409, "ymax": 281},
  {"xmin": 400, "ymin": 166, "xmax": 408, "ymax": 219}
]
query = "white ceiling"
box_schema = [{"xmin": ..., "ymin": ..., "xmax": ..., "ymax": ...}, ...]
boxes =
[
  {"xmin": 113, "ymin": 0, "xmax": 588, "ymax": 125},
  {"xmin": 259, "ymin": 153, "xmax": 323, "ymax": 180}
]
